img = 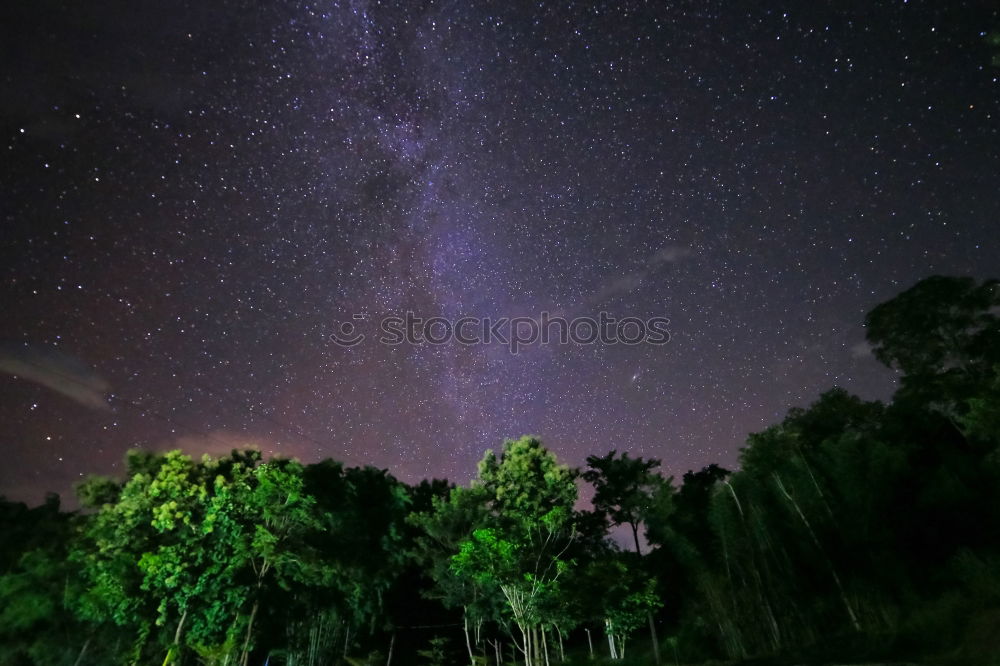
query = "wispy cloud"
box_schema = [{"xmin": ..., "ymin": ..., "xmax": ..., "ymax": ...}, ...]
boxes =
[
  {"xmin": 0, "ymin": 345, "xmax": 111, "ymax": 411},
  {"xmin": 586, "ymin": 245, "xmax": 692, "ymax": 307}
]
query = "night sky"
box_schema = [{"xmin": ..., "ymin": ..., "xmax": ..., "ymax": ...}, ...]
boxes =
[{"xmin": 2, "ymin": 1, "xmax": 998, "ymax": 504}]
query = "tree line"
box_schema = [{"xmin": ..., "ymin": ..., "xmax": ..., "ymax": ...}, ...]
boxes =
[{"xmin": 1, "ymin": 275, "xmax": 999, "ymax": 665}]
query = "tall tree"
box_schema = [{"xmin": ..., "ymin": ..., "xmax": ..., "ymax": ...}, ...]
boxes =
[
  {"xmin": 451, "ymin": 436, "xmax": 579, "ymax": 666},
  {"xmin": 584, "ymin": 451, "xmax": 672, "ymax": 663},
  {"xmin": 865, "ymin": 275, "xmax": 1000, "ymax": 414}
]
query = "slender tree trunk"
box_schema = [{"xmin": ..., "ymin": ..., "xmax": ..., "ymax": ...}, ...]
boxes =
[
  {"xmin": 605, "ymin": 620, "xmax": 616, "ymax": 659},
  {"xmin": 174, "ymin": 610, "xmax": 188, "ymax": 647},
  {"xmin": 73, "ymin": 638, "xmax": 91, "ymax": 666},
  {"xmin": 646, "ymin": 613, "xmax": 660, "ymax": 665},
  {"xmin": 343, "ymin": 623, "xmax": 351, "ymax": 659},
  {"xmin": 629, "ymin": 523, "xmax": 661, "ymax": 665},
  {"xmin": 795, "ymin": 445, "xmax": 836, "ymax": 523},
  {"xmin": 386, "ymin": 632, "xmax": 395, "ymax": 666},
  {"xmin": 555, "ymin": 626, "xmax": 564, "ymax": 662},
  {"xmin": 724, "ymin": 479, "xmax": 782, "ymax": 651},
  {"xmin": 163, "ymin": 609, "xmax": 188, "ymax": 666},
  {"xmin": 773, "ymin": 472, "xmax": 862, "ymax": 632},
  {"xmin": 307, "ymin": 616, "xmax": 317, "ymax": 666},
  {"xmin": 532, "ymin": 626, "xmax": 540, "ymax": 666},
  {"xmin": 585, "ymin": 628, "xmax": 593, "ymax": 660},
  {"xmin": 464, "ymin": 613, "xmax": 476, "ymax": 665},
  {"xmin": 240, "ymin": 602, "xmax": 258, "ymax": 666},
  {"xmin": 541, "ymin": 626, "xmax": 550, "ymax": 666}
]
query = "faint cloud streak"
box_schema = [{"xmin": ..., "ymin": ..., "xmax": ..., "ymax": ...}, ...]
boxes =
[
  {"xmin": 0, "ymin": 345, "xmax": 111, "ymax": 411},
  {"xmin": 587, "ymin": 245, "xmax": 692, "ymax": 307}
]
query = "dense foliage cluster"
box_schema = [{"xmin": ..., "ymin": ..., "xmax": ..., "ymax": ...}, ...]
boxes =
[{"xmin": 1, "ymin": 275, "xmax": 999, "ymax": 665}]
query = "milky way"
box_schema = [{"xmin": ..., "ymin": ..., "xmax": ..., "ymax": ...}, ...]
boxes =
[{"xmin": 2, "ymin": 0, "xmax": 998, "ymax": 502}]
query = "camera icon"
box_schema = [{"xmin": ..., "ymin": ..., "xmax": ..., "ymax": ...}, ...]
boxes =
[{"xmin": 329, "ymin": 314, "xmax": 367, "ymax": 347}]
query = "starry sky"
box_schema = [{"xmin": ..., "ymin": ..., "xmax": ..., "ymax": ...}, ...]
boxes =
[{"xmin": 2, "ymin": 0, "xmax": 998, "ymax": 504}]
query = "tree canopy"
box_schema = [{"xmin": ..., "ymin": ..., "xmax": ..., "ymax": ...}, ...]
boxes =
[{"xmin": 2, "ymin": 276, "xmax": 1000, "ymax": 664}]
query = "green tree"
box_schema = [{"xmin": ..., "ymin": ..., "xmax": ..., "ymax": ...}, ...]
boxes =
[
  {"xmin": 865, "ymin": 276, "xmax": 1000, "ymax": 419},
  {"xmin": 231, "ymin": 457, "xmax": 324, "ymax": 666},
  {"xmin": 409, "ymin": 483, "xmax": 505, "ymax": 665},
  {"xmin": 583, "ymin": 451, "xmax": 671, "ymax": 663},
  {"xmin": 0, "ymin": 495, "xmax": 106, "ymax": 665},
  {"xmin": 73, "ymin": 450, "xmax": 172, "ymax": 664},
  {"xmin": 451, "ymin": 436, "xmax": 578, "ymax": 666}
]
